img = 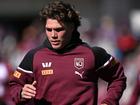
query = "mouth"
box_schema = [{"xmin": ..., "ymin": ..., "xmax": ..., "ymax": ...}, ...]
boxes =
[{"xmin": 50, "ymin": 40, "xmax": 60, "ymax": 45}]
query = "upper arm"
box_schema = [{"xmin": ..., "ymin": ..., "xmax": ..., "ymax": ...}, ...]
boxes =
[
  {"xmin": 92, "ymin": 46, "xmax": 111, "ymax": 71},
  {"xmin": 92, "ymin": 46, "xmax": 126, "ymax": 82}
]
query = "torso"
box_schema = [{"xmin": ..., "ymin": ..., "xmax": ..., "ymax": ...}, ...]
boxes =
[{"xmin": 33, "ymin": 45, "xmax": 98, "ymax": 105}]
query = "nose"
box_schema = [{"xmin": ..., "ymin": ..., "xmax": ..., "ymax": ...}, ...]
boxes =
[{"xmin": 51, "ymin": 30, "xmax": 57, "ymax": 38}]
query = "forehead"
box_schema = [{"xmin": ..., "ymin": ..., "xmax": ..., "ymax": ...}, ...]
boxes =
[{"xmin": 46, "ymin": 19, "xmax": 63, "ymax": 28}]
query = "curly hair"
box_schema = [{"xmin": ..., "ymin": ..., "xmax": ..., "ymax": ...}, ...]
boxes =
[{"xmin": 39, "ymin": 0, "xmax": 81, "ymax": 28}]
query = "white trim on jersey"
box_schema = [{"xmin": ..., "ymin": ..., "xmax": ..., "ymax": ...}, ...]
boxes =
[
  {"xmin": 96, "ymin": 56, "xmax": 113, "ymax": 71},
  {"xmin": 17, "ymin": 67, "xmax": 33, "ymax": 74},
  {"xmin": 103, "ymin": 56, "xmax": 113, "ymax": 67}
]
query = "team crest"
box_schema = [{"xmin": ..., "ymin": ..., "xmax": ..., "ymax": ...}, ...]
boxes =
[{"xmin": 74, "ymin": 58, "xmax": 84, "ymax": 70}]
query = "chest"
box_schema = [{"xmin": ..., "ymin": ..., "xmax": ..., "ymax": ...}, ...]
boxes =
[{"xmin": 33, "ymin": 49, "xmax": 96, "ymax": 83}]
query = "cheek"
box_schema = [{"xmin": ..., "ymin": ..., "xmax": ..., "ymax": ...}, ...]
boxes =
[
  {"xmin": 46, "ymin": 32, "xmax": 51, "ymax": 38},
  {"xmin": 58, "ymin": 31, "xmax": 66, "ymax": 39}
]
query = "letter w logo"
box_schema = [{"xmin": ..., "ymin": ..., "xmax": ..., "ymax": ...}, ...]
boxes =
[{"xmin": 42, "ymin": 62, "xmax": 52, "ymax": 68}]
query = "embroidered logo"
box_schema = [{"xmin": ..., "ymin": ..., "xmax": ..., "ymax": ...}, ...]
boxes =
[
  {"xmin": 42, "ymin": 62, "xmax": 52, "ymax": 68},
  {"xmin": 41, "ymin": 69, "xmax": 53, "ymax": 75},
  {"xmin": 41, "ymin": 62, "xmax": 53, "ymax": 76},
  {"xmin": 74, "ymin": 58, "xmax": 84, "ymax": 70},
  {"xmin": 13, "ymin": 70, "xmax": 21, "ymax": 78},
  {"xmin": 75, "ymin": 71, "xmax": 84, "ymax": 78}
]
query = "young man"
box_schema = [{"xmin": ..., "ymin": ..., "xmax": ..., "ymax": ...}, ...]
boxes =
[{"xmin": 7, "ymin": 0, "xmax": 126, "ymax": 105}]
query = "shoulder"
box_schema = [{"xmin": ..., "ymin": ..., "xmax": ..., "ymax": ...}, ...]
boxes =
[
  {"xmin": 91, "ymin": 46, "xmax": 111, "ymax": 58},
  {"xmin": 91, "ymin": 46, "xmax": 111, "ymax": 70},
  {"xmin": 18, "ymin": 45, "xmax": 45, "ymax": 70},
  {"xmin": 25, "ymin": 45, "xmax": 45, "ymax": 58},
  {"xmin": 19, "ymin": 46, "xmax": 42, "ymax": 63}
]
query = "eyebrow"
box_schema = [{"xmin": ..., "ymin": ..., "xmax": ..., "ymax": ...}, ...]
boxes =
[{"xmin": 46, "ymin": 27, "xmax": 65, "ymax": 32}]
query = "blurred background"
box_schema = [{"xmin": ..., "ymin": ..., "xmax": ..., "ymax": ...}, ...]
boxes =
[{"xmin": 0, "ymin": 0, "xmax": 140, "ymax": 105}]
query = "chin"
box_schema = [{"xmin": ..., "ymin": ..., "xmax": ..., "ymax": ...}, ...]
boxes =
[{"xmin": 52, "ymin": 45, "xmax": 62, "ymax": 50}]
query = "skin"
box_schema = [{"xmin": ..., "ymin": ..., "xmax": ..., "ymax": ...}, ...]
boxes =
[
  {"xmin": 45, "ymin": 18, "xmax": 74, "ymax": 50},
  {"xmin": 21, "ymin": 81, "xmax": 36, "ymax": 99}
]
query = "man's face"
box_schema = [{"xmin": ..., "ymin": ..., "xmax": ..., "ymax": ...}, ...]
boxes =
[{"xmin": 45, "ymin": 18, "xmax": 74, "ymax": 50}]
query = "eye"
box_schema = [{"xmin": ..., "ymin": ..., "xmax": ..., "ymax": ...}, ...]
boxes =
[
  {"xmin": 46, "ymin": 28, "xmax": 52, "ymax": 32},
  {"xmin": 54, "ymin": 27, "xmax": 65, "ymax": 32}
]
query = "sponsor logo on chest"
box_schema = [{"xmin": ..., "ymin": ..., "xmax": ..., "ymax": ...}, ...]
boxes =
[
  {"xmin": 41, "ymin": 62, "xmax": 53, "ymax": 76},
  {"xmin": 42, "ymin": 62, "xmax": 52, "ymax": 68}
]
